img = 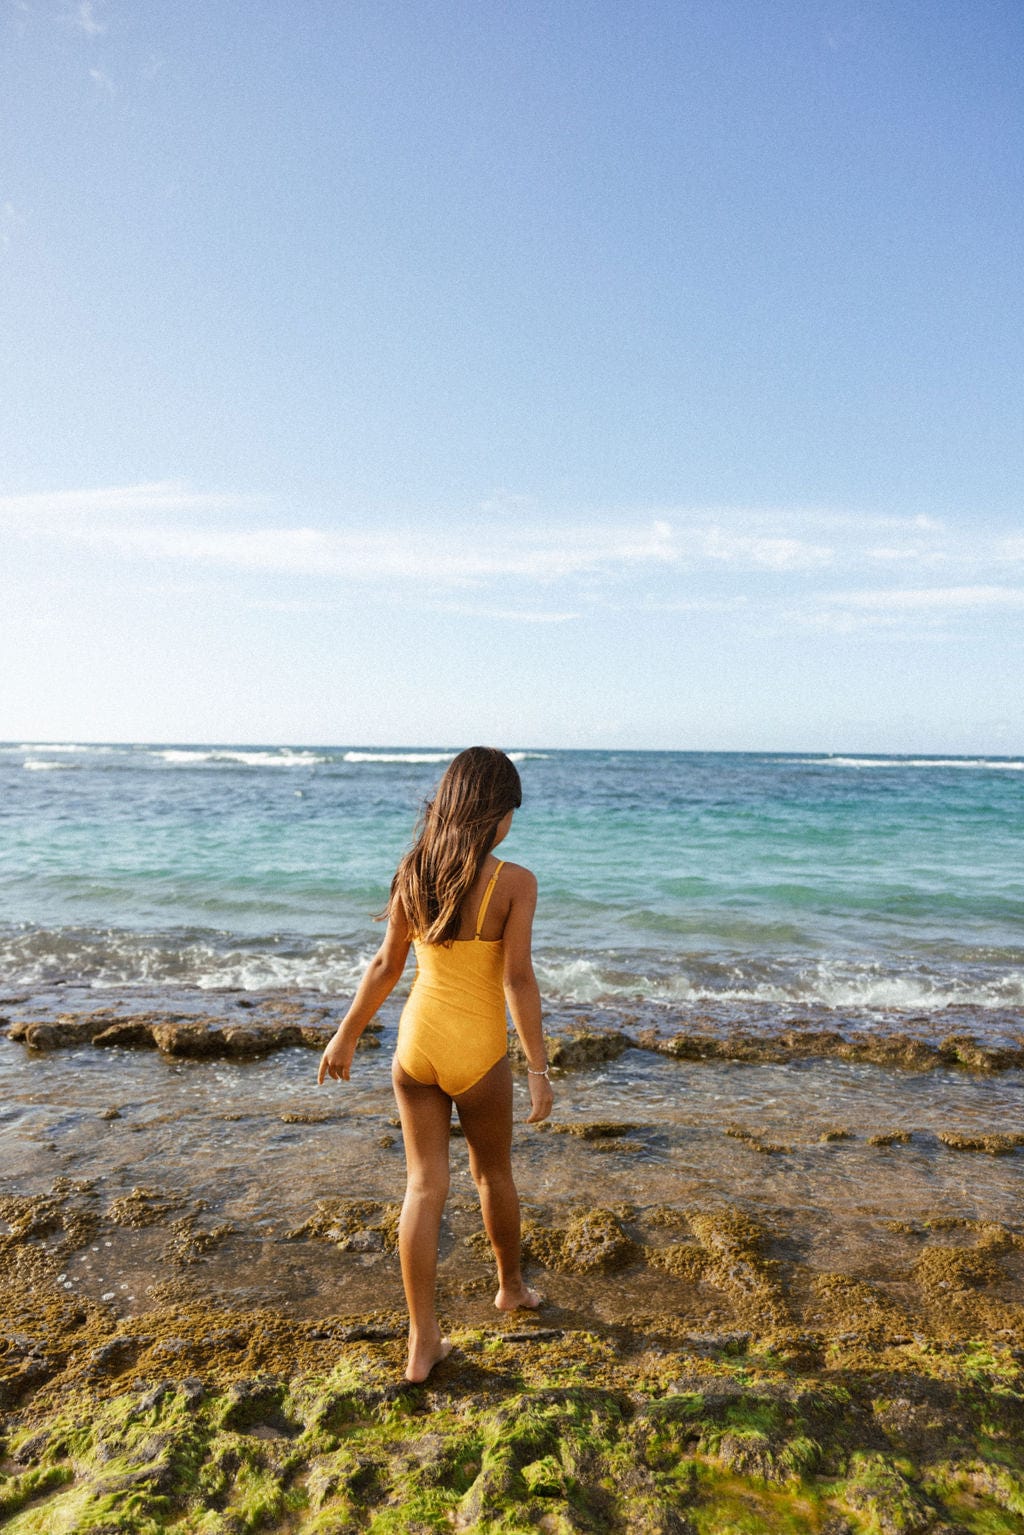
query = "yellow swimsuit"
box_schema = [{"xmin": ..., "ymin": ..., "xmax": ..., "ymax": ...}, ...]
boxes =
[{"xmin": 396, "ymin": 861, "xmax": 507, "ymax": 1097}]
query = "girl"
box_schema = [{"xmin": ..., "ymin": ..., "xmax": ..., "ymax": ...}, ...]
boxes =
[{"xmin": 318, "ymin": 746, "xmax": 553, "ymax": 1383}]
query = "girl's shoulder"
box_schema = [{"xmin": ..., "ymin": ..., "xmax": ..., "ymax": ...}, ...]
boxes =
[{"xmin": 496, "ymin": 860, "xmax": 537, "ymax": 895}]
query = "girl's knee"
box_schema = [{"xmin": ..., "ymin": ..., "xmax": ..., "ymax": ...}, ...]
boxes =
[
  {"xmin": 405, "ymin": 1172, "xmax": 449, "ymax": 1205},
  {"xmin": 471, "ymin": 1163, "xmax": 515, "ymax": 1194}
]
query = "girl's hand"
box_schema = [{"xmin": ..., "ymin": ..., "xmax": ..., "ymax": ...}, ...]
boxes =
[
  {"xmin": 318, "ymin": 1030, "xmax": 355, "ymax": 1085},
  {"xmin": 526, "ymin": 1071, "xmax": 553, "ymax": 1124}
]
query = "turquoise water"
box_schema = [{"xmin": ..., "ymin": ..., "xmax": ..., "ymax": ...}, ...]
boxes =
[{"xmin": 1, "ymin": 743, "xmax": 1022, "ymax": 1015}]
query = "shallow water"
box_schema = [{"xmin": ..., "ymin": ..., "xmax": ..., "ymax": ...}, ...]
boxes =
[{"xmin": 4, "ymin": 1000, "xmax": 1023, "ymax": 1325}]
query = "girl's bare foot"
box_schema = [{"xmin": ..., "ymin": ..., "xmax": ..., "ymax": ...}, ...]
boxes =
[
  {"xmin": 405, "ymin": 1334, "xmax": 452, "ymax": 1384},
  {"xmin": 495, "ymin": 1282, "xmax": 543, "ymax": 1311}
]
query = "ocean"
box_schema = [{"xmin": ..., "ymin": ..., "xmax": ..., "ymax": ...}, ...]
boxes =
[
  {"xmin": 2, "ymin": 742, "xmax": 1022, "ymax": 1021},
  {"xmin": 3, "ymin": 741, "xmax": 1024, "ymax": 1340}
]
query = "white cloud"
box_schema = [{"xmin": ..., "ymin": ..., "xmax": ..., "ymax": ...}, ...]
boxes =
[
  {"xmin": 0, "ymin": 481, "xmax": 256, "ymax": 518},
  {"xmin": 53, "ymin": 512, "xmax": 836, "ymax": 586},
  {"xmin": 72, "ymin": 0, "xmax": 105, "ymax": 35},
  {"xmin": 785, "ymin": 583, "xmax": 1024, "ymax": 634},
  {"xmin": 61, "ymin": 521, "xmax": 677, "ymax": 584},
  {"xmin": 89, "ymin": 66, "xmax": 114, "ymax": 94},
  {"xmin": 826, "ymin": 585, "xmax": 1024, "ymax": 612},
  {"xmin": 865, "ymin": 546, "xmax": 925, "ymax": 562},
  {"xmin": 427, "ymin": 602, "xmax": 579, "ymax": 624},
  {"xmin": 700, "ymin": 526, "xmax": 832, "ymax": 570},
  {"xmin": 1, "ymin": 201, "xmax": 26, "ymax": 249}
]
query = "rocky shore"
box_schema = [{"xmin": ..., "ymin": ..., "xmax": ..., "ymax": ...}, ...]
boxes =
[
  {"xmin": 3, "ymin": 1170, "xmax": 1024, "ymax": 1531},
  {"xmin": 5, "ymin": 995, "xmax": 1024, "ymax": 1076},
  {"xmin": 3, "ymin": 990, "xmax": 1024, "ymax": 1530}
]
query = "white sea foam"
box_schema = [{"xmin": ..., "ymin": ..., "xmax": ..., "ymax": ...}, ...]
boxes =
[
  {"xmin": 156, "ymin": 748, "xmax": 327, "ymax": 767},
  {"xmin": 6, "ymin": 743, "xmax": 114, "ymax": 754},
  {"xmin": 797, "ymin": 756, "xmax": 1024, "ymax": 771},
  {"xmin": 534, "ymin": 953, "xmax": 1024, "ymax": 1012},
  {"xmin": 342, "ymin": 751, "xmax": 457, "ymax": 764},
  {"xmin": 22, "ymin": 759, "xmax": 77, "ymax": 771},
  {"xmin": 0, "ymin": 927, "xmax": 378, "ymax": 994},
  {"xmin": 2, "ymin": 925, "xmax": 1020, "ymax": 1011},
  {"xmin": 340, "ymin": 749, "xmax": 548, "ymax": 764}
]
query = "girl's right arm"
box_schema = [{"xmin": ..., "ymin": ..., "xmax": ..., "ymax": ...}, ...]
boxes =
[
  {"xmin": 502, "ymin": 867, "xmax": 553, "ymax": 1124},
  {"xmin": 318, "ymin": 898, "xmax": 412, "ymax": 1084}
]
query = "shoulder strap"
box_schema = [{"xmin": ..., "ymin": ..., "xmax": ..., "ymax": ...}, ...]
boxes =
[{"xmin": 474, "ymin": 860, "xmax": 505, "ymax": 938}]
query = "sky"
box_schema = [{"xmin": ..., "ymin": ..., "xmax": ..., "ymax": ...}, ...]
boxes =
[{"xmin": 2, "ymin": 0, "xmax": 1022, "ymax": 752}]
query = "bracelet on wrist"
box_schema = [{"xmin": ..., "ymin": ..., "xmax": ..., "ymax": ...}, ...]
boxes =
[{"xmin": 527, "ymin": 1064, "xmax": 549, "ymax": 1077}]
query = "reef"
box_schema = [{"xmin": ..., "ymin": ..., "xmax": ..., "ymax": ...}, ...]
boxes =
[
  {"xmin": 4, "ymin": 1175, "xmax": 1024, "ymax": 1533},
  {"xmin": 3, "ymin": 1005, "xmax": 382, "ymax": 1059},
  {"xmin": 8, "ymin": 1002, "xmax": 1024, "ymax": 1080}
]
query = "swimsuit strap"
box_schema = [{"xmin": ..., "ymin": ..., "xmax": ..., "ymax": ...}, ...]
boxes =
[{"xmin": 474, "ymin": 860, "xmax": 505, "ymax": 939}]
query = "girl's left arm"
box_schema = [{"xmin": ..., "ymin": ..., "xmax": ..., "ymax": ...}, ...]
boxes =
[{"xmin": 318, "ymin": 899, "xmax": 412, "ymax": 1084}]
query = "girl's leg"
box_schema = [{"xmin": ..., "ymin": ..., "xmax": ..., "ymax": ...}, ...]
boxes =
[
  {"xmin": 455, "ymin": 1057, "xmax": 541, "ymax": 1310},
  {"xmin": 391, "ymin": 1058, "xmax": 454, "ymax": 1381}
]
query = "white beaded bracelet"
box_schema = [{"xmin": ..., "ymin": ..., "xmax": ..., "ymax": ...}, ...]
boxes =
[{"xmin": 527, "ymin": 1065, "xmax": 550, "ymax": 1077}]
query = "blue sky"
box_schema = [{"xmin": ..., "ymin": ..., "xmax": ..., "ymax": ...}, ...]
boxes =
[{"xmin": 3, "ymin": 0, "xmax": 1022, "ymax": 750}]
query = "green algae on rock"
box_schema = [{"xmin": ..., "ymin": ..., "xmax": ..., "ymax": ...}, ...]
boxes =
[{"xmin": 5, "ymin": 1326, "xmax": 1024, "ymax": 1533}]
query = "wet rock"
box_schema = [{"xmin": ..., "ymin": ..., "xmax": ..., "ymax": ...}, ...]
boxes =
[
  {"xmin": 235, "ymin": 1022, "xmax": 309, "ymax": 1055},
  {"xmin": 93, "ymin": 1020, "xmax": 157, "ymax": 1048},
  {"xmin": 869, "ymin": 1130, "xmax": 913, "ymax": 1147},
  {"xmin": 336, "ymin": 1322, "xmax": 404, "ymax": 1342},
  {"xmin": 937, "ymin": 1130, "xmax": 1024, "ymax": 1155},
  {"xmin": 840, "ymin": 1451, "xmax": 934, "ymax": 1534},
  {"xmin": 287, "ymin": 1198, "xmax": 401, "ymax": 1253},
  {"xmin": 219, "ymin": 1375, "xmax": 299, "ymax": 1436},
  {"xmin": 542, "ymin": 1120, "xmax": 639, "ymax": 1140},
  {"xmin": 647, "ymin": 1244, "xmax": 706, "ymax": 1282},
  {"xmin": 500, "ymin": 1328, "xmax": 565, "ymax": 1343},
  {"xmin": 150, "ymin": 1020, "xmax": 223, "ymax": 1057},
  {"xmin": 525, "ymin": 1209, "xmax": 638, "ymax": 1274},
  {"xmin": 108, "ymin": 1186, "xmax": 184, "ymax": 1227},
  {"xmin": 88, "ymin": 1334, "xmax": 146, "ymax": 1379},
  {"xmin": 166, "ymin": 1217, "xmax": 234, "ymax": 1265},
  {"xmin": 0, "ymin": 1349, "xmax": 55, "ymax": 1408},
  {"xmin": 686, "ymin": 1208, "xmax": 791, "ymax": 1328},
  {"xmin": 338, "ymin": 1230, "xmax": 384, "ymax": 1253},
  {"xmin": 724, "ymin": 1123, "xmax": 793, "ymax": 1155},
  {"xmin": 939, "ymin": 1033, "xmax": 1024, "ymax": 1072},
  {"xmin": 99, "ymin": 1106, "xmax": 122, "ymax": 1120},
  {"xmin": 811, "ymin": 1273, "xmax": 912, "ymax": 1340},
  {"xmin": 13, "ymin": 1020, "xmax": 88, "ymax": 1050},
  {"xmin": 135, "ymin": 1380, "xmax": 174, "ymax": 1412},
  {"xmin": 544, "ymin": 1030, "xmax": 630, "ymax": 1069},
  {"xmin": 913, "ymin": 1245, "xmax": 1006, "ymax": 1295},
  {"xmin": 300, "ymin": 1024, "xmax": 336, "ymax": 1048}
]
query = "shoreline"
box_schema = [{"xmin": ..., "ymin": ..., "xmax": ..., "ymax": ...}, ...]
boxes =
[
  {"xmin": 3, "ymin": 1185, "xmax": 1024, "ymax": 1532},
  {"xmin": 4, "ymin": 986, "xmax": 1024, "ymax": 1529}
]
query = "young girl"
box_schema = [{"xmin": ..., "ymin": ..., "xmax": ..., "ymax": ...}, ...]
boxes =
[{"xmin": 317, "ymin": 746, "xmax": 553, "ymax": 1382}]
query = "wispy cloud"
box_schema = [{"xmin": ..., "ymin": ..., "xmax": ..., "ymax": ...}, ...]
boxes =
[
  {"xmin": 72, "ymin": 0, "xmax": 106, "ymax": 36},
  {"xmin": 89, "ymin": 66, "xmax": 114, "ymax": 94},
  {"xmin": 826, "ymin": 585, "xmax": 1024, "ymax": 612},
  {"xmin": 427, "ymin": 602, "xmax": 579, "ymax": 623},
  {"xmin": 0, "ymin": 481, "xmax": 257, "ymax": 518},
  {"xmin": 60, "ymin": 521, "xmax": 677, "ymax": 584},
  {"xmin": 788, "ymin": 583, "xmax": 1024, "ymax": 634},
  {"xmin": 700, "ymin": 526, "xmax": 832, "ymax": 570},
  {"xmin": 10, "ymin": 484, "xmax": 1024, "ymax": 637},
  {"xmin": 1, "ymin": 201, "xmax": 26, "ymax": 249}
]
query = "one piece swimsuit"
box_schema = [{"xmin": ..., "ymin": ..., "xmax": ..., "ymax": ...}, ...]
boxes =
[{"xmin": 396, "ymin": 861, "xmax": 508, "ymax": 1097}]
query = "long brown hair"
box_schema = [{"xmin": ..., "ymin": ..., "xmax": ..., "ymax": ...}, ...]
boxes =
[{"xmin": 390, "ymin": 747, "xmax": 523, "ymax": 945}]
